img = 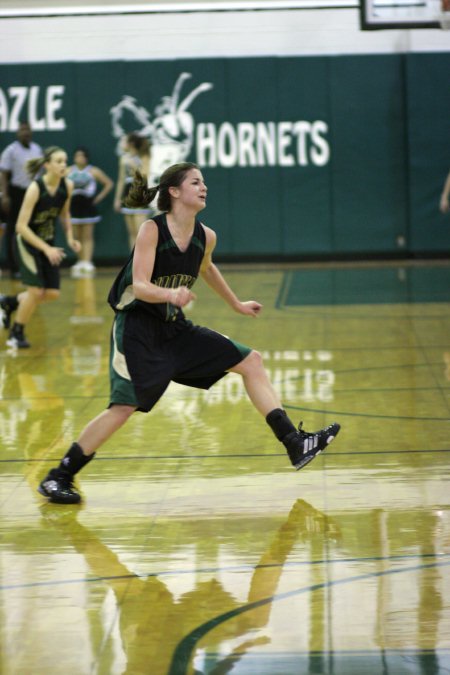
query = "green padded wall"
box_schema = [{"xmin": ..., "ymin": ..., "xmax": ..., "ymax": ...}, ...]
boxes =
[{"xmin": 0, "ymin": 53, "xmax": 448, "ymax": 263}]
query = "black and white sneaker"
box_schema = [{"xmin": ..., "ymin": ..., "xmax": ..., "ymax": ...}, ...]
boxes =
[
  {"xmin": 6, "ymin": 325, "xmax": 30, "ymax": 349},
  {"xmin": 0, "ymin": 295, "xmax": 17, "ymax": 330},
  {"xmin": 38, "ymin": 469, "xmax": 81, "ymax": 504},
  {"xmin": 285, "ymin": 421, "xmax": 340, "ymax": 470}
]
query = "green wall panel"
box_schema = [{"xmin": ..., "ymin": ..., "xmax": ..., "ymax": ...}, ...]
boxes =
[
  {"xmin": 226, "ymin": 59, "xmax": 281, "ymax": 254},
  {"xmin": 329, "ymin": 55, "xmax": 408, "ymax": 253},
  {"xmin": 406, "ymin": 52, "xmax": 450, "ymax": 253},
  {"xmin": 0, "ymin": 53, "xmax": 448, "ymax": 263},
  {"xmin": 278, "ymin": 58, "xmax": 333, "ymax": 254}
]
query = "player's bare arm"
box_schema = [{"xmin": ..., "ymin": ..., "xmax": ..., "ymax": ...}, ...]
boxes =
[
  {"xmin": 114, "ymin": 156, "xmax": 127, "ymax": 212},
  {"xmin": 440, "ymin": 171, "xmax": 450, "ymax": 213},
  {"xmin": 200, "ymin": 225, "xmax": 262, "ymax": 317},
  {"xmin": 92, "ymin": 166, "xmax": 114, "ymax": 204},
  {"xmin": 60, "ymin": 179, "xmax": 81, "ymax": 254}
]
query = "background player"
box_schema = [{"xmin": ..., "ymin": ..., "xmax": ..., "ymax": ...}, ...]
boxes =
[
  {"xmin": 0, "ymin": 121, "xmax": 43, "ymax": 278},
  {"xmin": 0, "ymin": 146, "xmax": 80, "ymax": 348}
]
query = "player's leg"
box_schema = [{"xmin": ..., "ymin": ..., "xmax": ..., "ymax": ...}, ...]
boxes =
[
  {"xmin": 230, "ymin": 350, "xmax": 340, "ymax": 470},
  {"xmin": 8, "ymin": 252, "xmax": 61, "ymax": 347},
  {"xmin": 80, "ymin": 222, "xmax": 95, "ymax": 272},
  {"xmin": 38, "ymin": 311, "xmax": 159, "ymax": 504},
  {"xmin": 77, "ymin": 405, "xmax": 137, "ymax": 455},
  {"xmin": 124, "ymin": 214, "xmax": 140, "ymax": 250},
  {"xmin": 228, "ymin": 349, "xmax": 280, "ymax": 416},
  {"xmin": 173, "ymin": 325, "xmax": 340, "ymax": 471},
  {"xmin": 4, "ymin": 238, "xmax": 45, "ymax": 346},
  {"xmin": 0, "ymin": 292, "xmax": 20, "ymax": 329},
  {"xmin": 132, "ymin": 214, "xmax": 142, "ymax": 246},
  {"xmin": 70, "ymin": 223, "xmax": 83, "ymax": 276},
  {"xmin": 42, "ymin": 289, "xmax": 60, "ymax": 302},
  {"xmin": 0, "ymin": 234, "xmax": 35, "ymax": 331},
  {"xmin": 38, "ymin": 404, "xmax": 137, "ymax": 504},
  {"xmin": 6, "ymin": 286, "xmax": 44, "ymax": 348},
  {"xmin": 73, "ymin": 223, "xmax": 82, "ymax": 255}
]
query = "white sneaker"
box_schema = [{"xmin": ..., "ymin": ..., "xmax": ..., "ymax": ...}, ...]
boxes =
[
  {"xmin": 70, "ymin": 261, "xmax": 84, "ymax": 278},
  {"xmin": 78, "ymin": 261, "xmax": 96, "ymax": 277},
  {"xmin": 83, "ymin": 261, "xmax": 95, "ymax": 275}
]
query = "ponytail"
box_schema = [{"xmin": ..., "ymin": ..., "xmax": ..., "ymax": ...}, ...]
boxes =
[
  {"xmin": 123, "ymin": 162, "xmax": 199, "ymax": 212},
  {"xmin": 26, "ymin": 146, "xmax": 65, "ymax": 178},
  {"xmin": 123, "ymin": 170, "xmax": 158, "ymax": 209},
  {"xmin": 26, "ymin": 156, "xmax": 46, "ymax": 178}
]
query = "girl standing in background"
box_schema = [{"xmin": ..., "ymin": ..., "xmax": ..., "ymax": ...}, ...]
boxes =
[
  {"xmin": 114, "ymin": 133, "xmax": 152, "ymax": 250},
  {"xmin": 68, "ymin": 147, "xmax": 113, "ymax": 277}
]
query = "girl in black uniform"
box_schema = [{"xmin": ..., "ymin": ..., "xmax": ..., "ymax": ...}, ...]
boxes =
[
  {"xmin": 38, "ymin": 162, "xmax": 340, "ymax": 504},
  {"xmin": 0, "ymin": 146, "xmax": 80, "ymax": 348}
]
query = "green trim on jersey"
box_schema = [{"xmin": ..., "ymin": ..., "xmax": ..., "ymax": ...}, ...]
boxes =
[
  {"xmin": 157, "ymin": 239, "xmax": 179, "ymax": 254},
  {"xmin": 191, "ymin": 236, "xmax": 205, "ymax": 253},
  {"xmin": 114, "ymin": 259, "xmax": 137, "ymax": 312},
  {"xmin": 157, "ymin": 233, "xmax": 205, "ymax": 254},
  {"xmin": 109, "ymin": 313, "xmax": 139, "ymax": 407},
  {"xmin": 17, "ymin": 235, "xmax": 38, "ymax": 286}
]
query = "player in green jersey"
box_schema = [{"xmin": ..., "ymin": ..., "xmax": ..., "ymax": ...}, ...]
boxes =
[
  {"xmin": 38, "ymin": 162, "xmax": 340, "ymax": 504},
  {"xmin": 0, "ymin": 146, "xmax": 80, "ymax": 348}
]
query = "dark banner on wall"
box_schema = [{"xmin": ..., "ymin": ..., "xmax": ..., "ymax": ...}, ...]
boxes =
[{"xmin": 0, "ymin": 53, "xmax": 448, "ymax": 262}]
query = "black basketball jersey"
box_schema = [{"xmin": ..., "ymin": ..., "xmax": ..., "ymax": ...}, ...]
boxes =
[
  {"xmin": 108, "ymin": 213, "xmax": 206, "ymax": 322},
  {"xmin": 29, "ymin": 176, "xmax": 68, "ymax": 243}
]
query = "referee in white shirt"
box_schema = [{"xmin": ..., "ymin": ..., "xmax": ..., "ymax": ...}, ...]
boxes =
[{"xmin": 0, "ymin": 122, "xmax": 42, "ymax": 277}]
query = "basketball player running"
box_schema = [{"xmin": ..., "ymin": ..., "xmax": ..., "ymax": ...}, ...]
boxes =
[
  {"xmin": 0, "ymin": 146, "xmax": 80, "ymax": 348},
  {"xmin": 38, "ymin": 162, "xmax": 340, "ymax": 504}
]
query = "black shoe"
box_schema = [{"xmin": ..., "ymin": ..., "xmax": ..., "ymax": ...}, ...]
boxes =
[
  {"xmin": 285, "ymin": 421, "xmax": 340, "ymax": 470},
  {"xmin": 6, "ymin": 325, "xmax": 30, "ymax": 349},
  {"xmin": 0, "ymin": 294, "xmax": 16, "ymax": 329},
  {"xmin": 38, "ymin": 469, "xmax": 81, "ymax": 504}
]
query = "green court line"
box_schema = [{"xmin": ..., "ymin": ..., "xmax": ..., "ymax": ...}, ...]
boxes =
[
  {"xmin": 2, "ymin": 552, "xmax": 449, "ymax": 592},
  {"xmin": 168, "ymin": 559, "xmax": 450, "ymax": 675},
  {"xmin": 275, "ymin": 268, "xmax": 450, "ymax": 309},
  {"xmin": 274, "ymin": 270, "xmax": 293, "ymax": 310}
]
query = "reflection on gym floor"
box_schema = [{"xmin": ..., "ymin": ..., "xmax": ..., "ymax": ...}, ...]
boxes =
[{"xmin": 1, "ymin": 263, "xmax": 449, "ymax": 675}]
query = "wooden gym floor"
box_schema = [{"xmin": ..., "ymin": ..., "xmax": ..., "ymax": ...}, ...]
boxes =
[{"xmin": 1, "ymin": 261, "xmax": 449, "ymax": 675}]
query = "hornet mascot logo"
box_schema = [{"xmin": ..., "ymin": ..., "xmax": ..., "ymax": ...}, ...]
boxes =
[{"xmin": 110, "ymin": 72, "xmax": 213, "ymax": 185}]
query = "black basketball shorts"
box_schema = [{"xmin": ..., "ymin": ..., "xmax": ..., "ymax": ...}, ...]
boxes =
[
  {"xmin": 109, "ymin": 309, "xmax": 252, "ymax": 412},
  {"xmin": 16, "ymin": 235, "xmax": 60, "ymax": 289}
]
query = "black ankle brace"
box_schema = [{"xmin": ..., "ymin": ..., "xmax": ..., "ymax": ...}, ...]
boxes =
[
  {"xmin": 58, "ymin": 442, "xmax": 95, "ymax": 476},
  {"xmin": 3, "ymin": 295, "xmax": 19, "ymax": 311},
  {"xmin": 266, "ymin": 408, "xmax": 296, "ymax": 441}
]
